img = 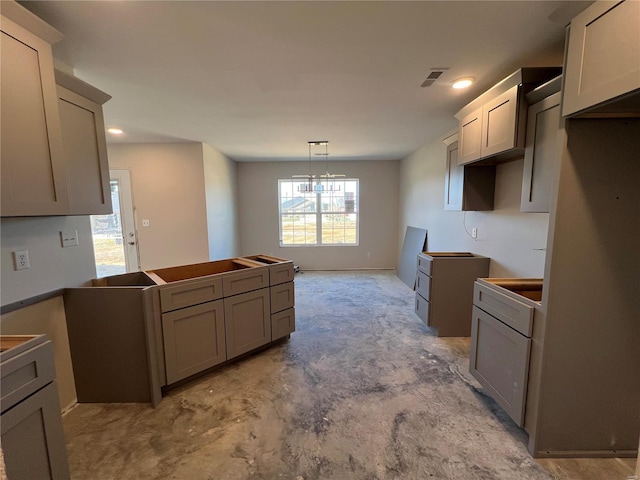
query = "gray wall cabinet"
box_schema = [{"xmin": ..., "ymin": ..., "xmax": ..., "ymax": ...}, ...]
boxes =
[
  {"xmin": 444, "ymin": 141, "xmax": 496, "ymax": 211},
  {"xmin": 1, "ymin": 3, "xmax": 113, "ymax": 217},
  {"xmin": 521, "ymin": 88, "xmax": 561, "ymax": 213},
  {"xmin": 56, "ymin": 71, "xmax": 112, "ymax": 215},
  {"xmin": 0, "ymin": 4, "xmax": 68, "ymax": 216},
  {"xmin": 455, "ymin": 68, "xmax": 561, "ymax": 166},
  {"xmin": 1, "ymin": 336, "xmax": 70, "ymax": 480},
  {"xmin": 562, "ymin": 0, "xmax": 640, "ymax": 117},
  {"xmin": 415, "ymin": 252, "xmax": 490, "ymax": 337}
]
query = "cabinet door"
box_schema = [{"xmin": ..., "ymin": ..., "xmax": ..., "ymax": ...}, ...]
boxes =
[
  {"xmin": 563, "ymin": 0, "xmax": 640, "ymax": 116},
  {"xmin": 57, "ymin": 86, "xmax": 112, "ymax": 215},
  {"xmin": 521, "ymin": 92, "xmax": 561, "ymax": 213},
  {"xmin": 224, "ymin": 288, "xmax": 271, "ymax": 359},
  {"xmin": 457, "ymin": 108, "xmax": 483, "ymax": 165},
  {"xmin": 162, "ymin": 300, "xmax": 226, "ymax": 384},
  {"xmin": 1, "ymin": 382, "xmax": 70, "ymax": 480},
  {"xmin": 1, "ymin": 18, "xmax": 68, "ymax": 216},
  {"xmin": 444, "ymin": 142, "xmax": 464, "ymax": 210},
  {"xmin": 469, "ymin": 306, "xmax": 531, "ymax": 427},
  {"xmin": 480, "ymin": 85, "xmax": 519, "ymax": 158}
]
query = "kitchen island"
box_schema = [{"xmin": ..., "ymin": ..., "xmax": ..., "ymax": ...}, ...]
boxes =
[{"xmin": 64, "ymin": 255, "xmax": 295, "ymax": 407}]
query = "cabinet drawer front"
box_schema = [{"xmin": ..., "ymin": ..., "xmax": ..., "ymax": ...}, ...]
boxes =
[
  {"xmin": 469, "ymin": 306, "xmax": 531, "ymax": 427},
  {"xmin": 271, "ymin": 308, "xmax": 296, "ymax": 341},
  {"xmin": 416, "ymin": 254, "xmax": 433, "ymax": 275},
  {"xmin": 162, "ymin": 300, "xmax": 226, "ymax": 385},
  {"xmin": 473, "ymin": 282, "xmax": 533, "ymax": 336},
  {"xmin": 1, "ymin": 341, "xmax": 55, "ymax": 414},
  {"xmin": 270, "ymin": 282, "xmax": 295, "ymax": 314},
  {"xmin": 269, "ymin": 263, "xmax": 294, "ymax": 286},
  {"xmin": 159, "ymin": 276, "xmax": 223, "ymax": 313},
  {"xmin": 414, "ymin": 293, "xmax": 430, "ymax": 325},
  {"xmin": 223, "ymin": 267, "xmax": 269, "ymax": 297},
  {"xmin": 415, "ymin": 270, "xmax": 431, "ymax": 300}
]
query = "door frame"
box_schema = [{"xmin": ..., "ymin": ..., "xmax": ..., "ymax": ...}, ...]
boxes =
[{"xmin": 110, "ymin": 169, "xmax": 140, "ymax": 272}]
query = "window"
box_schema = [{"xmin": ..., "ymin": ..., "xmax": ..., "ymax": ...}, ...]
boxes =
[{"xmin": 279, "ymin": 179, "xmax": 359, "ymax": 246}]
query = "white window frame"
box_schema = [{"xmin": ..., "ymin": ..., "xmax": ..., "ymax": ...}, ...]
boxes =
[{"xmin": 278, "ymin": 178, "xmax": 359, "ymax": 247}]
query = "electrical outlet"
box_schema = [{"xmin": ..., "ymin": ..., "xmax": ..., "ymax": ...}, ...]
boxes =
[
  {"xmin": 13, "ymin": 250, "xmax": 30, "ymax": 270},
  {"xmin": 472, "ymin": 228, "xmax": 478, "ymax": 239}
]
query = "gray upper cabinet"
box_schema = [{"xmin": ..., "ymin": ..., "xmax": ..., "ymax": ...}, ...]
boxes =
[
  {"xmin": 521, "ymin": 91, "xmax": 561, "ymax": 213},
  {"xmin": 444, "ymin": 141, "xmax": 496, "ymax": 211},
  {"xmin": 56, "ymin": 71, "xmax": 112, "ymax": 215},
  {"xmin": 455, "ymin": 68, "xmax": 562, "ymax": 166},
  {"xmin": 562, "ymin": 0, "xmax": 640, "ymax": 117},
  {"xmin": 0, "ymin": 4, "xmax": 68, "ymax": 216}
]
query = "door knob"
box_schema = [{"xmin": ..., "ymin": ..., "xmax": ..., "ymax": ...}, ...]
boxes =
[{"xmin": 128, "ymin": 241, "xmax": 135, "ymax": 245}]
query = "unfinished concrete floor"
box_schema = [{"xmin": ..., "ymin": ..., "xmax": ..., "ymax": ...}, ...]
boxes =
[{"xmin": 62, "ymin": 271, "xmax": 636, "ymax": 480}]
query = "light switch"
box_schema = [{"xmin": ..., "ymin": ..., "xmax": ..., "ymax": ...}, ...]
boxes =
[
  {"xmin": 61, "ymin": 229, "xmax": 79, "ymax": 247},
  {"xmin": 142, "ymin": 219, "xmax": 150, "ymax": 227}
]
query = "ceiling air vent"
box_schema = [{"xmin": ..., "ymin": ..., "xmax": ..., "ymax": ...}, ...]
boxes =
[{"xmin": 421, "ymin": 68, "xmax": 449, "ymax": 87}]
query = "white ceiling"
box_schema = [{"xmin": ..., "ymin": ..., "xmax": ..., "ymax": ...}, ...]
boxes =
[{"xmin": 22, "ymin": 1, "xmax": 576, "ymax": 162}]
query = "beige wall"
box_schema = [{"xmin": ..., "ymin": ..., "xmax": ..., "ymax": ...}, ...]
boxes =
[
  {"xmin": 237, "ymin": 160, "xmax": 399, "ymax": 269},
  {"xmin": 202, "ymin": 143, "xmax": 239, "ymax": 259},
  {"xmin": 399, "ymin": 133, "xmax": 549, "ymax": 278},
  {"xmin": 107, "ymin": 143, "xmax": 210, "ymax": 270}
]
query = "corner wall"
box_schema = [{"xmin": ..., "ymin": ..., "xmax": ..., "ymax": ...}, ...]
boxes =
[
  {"xmin": 399, "ymin": 134, "xmax": 549, "ymax": 278},
  {"xmin": 202, "ymin": 143, "xmax": 239, "ymax": 260},
  {"xmin": 107, "ymin": 143, "xmax": 210, "ymax": 270}
]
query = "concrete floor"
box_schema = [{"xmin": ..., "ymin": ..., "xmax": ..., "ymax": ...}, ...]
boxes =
[{"xmin": 62, "ymin": 271, "xmax": 636, "ymax": 479}]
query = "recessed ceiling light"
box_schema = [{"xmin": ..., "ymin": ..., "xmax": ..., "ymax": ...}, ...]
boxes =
[
  {"xmin": 452, "ymin": 77, "xmax": 474, "ymax": 89},
  {"xmin": 107, "ymin": 128, "xmax": 124, "ymax": 135}
]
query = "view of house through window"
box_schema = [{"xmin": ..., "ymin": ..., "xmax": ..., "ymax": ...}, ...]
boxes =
[{"xmin": 279, "ymin": 179, "xmax": 359, "ymax": 246}]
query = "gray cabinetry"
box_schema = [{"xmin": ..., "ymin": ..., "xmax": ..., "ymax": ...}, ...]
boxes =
[
  {"xmin": 56, "ymin": 70, "xmax": 112, "ymax": 215},
  {"xmin": 414, "ymin": 252, "xmax": 490, "ymax": 337},
  {"xmin": 521, "ymin": 85, "xmax": 561, "ymax": 213},
  {"xmin": 444, "ymin": 141, "xmax": 496, "ymax": 211},
  {"xmin": 455, "ymin": 68, "xmax": 561, "ymax": 166},
  {"xmin": 1, "ymin": 335, "xmax": 70, "ymax": 480},
  {"xmin": 0, "ymin": 3, "xmax": 67, "ymax": 216},
  {"xmin": 162, "ymin": 300, "xmax": 226, "ymax": 384},
  {"xmin": 562, "ymin": 0, "xmax": 640, "ymax": 117},
  {"xmin": 469, "ymin": 279, "xmax": 540, "ymax": 428},
  {"xmin": 224, "ymin": 288, "xmax": 271, "ymax": 359},
  {"xmin": 271, "ymin": 308, "xmax": 296, "ymax": 341}
]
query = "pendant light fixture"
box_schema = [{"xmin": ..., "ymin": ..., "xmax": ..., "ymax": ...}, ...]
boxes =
[{"xmin": 292, "ymin": 141, "xmax": 345, "ymax": 193}]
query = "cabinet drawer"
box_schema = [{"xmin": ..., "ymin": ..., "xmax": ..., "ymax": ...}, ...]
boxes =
[
  {"xmin": 159, "ymin": 276, "xmax": 223, "ymax": 313},
  {"xmin": 270, "ymin": 282, "xmax": 294, "ymax": 314},
  {"xmin": 271, "ymin": 308, "xmax": 296, "ymax": 341},
  {"xmin": 415, "ymin": 293, "xmax": 430, "ymax": 326},
  {"xmin": 415, "ymin": 270, "xmax": 431, "ymax": 300},
  {"xmin": 223, "ymin": 267, "xmax": 269, "ymax": 297},
  {"xmin": 469, "ymin": 306, "xmax": 531, "ymax": 427},
  {"xmin": 473, "ymin": 282, "xmax": 533, "ymax": 336},
  {"xmin": 269, "ymin": 263, "xmax": 294, "ymax": 286},
  {"xmin": 416, "ymin": 254, "xmax": 433, "ymax": 275},
  {"xmin": 1, "ymin": 340, "xmax": 55, "ymax": 414}
]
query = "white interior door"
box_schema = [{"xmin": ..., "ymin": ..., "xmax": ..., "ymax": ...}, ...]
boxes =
[{"xmin": 90, "ymin": 169, "xmax": 140, "ymax": 277}]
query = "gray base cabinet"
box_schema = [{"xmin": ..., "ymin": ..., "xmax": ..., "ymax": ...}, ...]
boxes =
[
  {"xmin": 162, "ymin": 300, "xmax": 226, "ymax": 385},
  {"xmin": 1, "ymin": 336, "xmax": 70, "ymax": 480},
  {"xmin": 225, "ymin": 288, "xmax": 271, "ymax": 359},
  {"xmin": 415, "ymin": 252, "xmax": 490, "ymax": 337}
]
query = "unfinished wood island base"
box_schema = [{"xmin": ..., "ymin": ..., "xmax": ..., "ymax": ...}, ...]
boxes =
[{"xmin": 64, "ymin": 255, "xmax": 295, "ymax": 407}]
